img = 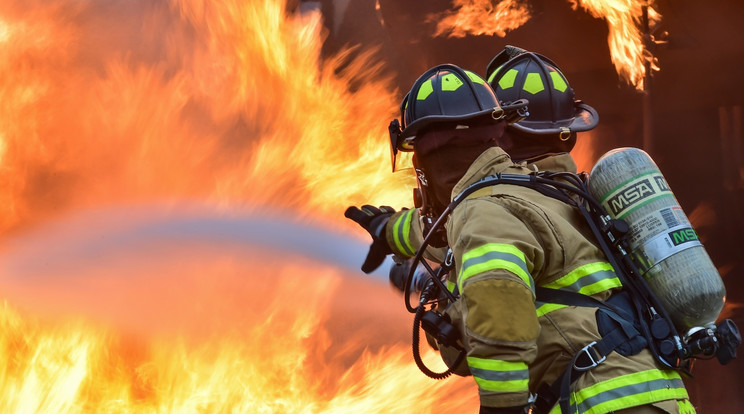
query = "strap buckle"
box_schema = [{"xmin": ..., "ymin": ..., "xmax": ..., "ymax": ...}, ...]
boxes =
[{"xmin": 573, "ymin": 341, "xmax": 606, "ymax": 371}]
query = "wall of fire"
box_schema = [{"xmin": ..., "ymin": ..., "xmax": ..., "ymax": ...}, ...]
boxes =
[{"xmin": 301, "ymin": 0, "xmax": 744, "ymax": 411}]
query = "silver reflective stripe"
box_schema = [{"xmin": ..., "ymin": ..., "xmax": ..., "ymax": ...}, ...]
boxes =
[
  {"xmin": 535, "ymin": 262, "xmax": 623, "ymax": 316},
  {"xmin": 459, "ymin": 243, "xmax": 533, "ymax": 293},
  {"xmin": 569, "ymin": 370, "xmax": 689, "ymax": 414},
  {"xmin": 392, "ymin": 209, "xmax": 415, "ymax": 257},
  {"xmin": 469, "ymin": 366, "xmax": 529, "ymax": 382},
  {"xmin": 467, "ymin": 357, "xmax": 530, "ymax": 393},
  {"xmin": 542, "ymin": 262, "xmax": 622, "ymax": 296}
]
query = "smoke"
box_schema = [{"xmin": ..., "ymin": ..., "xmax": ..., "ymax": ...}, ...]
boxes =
[{"xmin": 1, "ymin": 205, "xmax": 379, "ymax": 275}]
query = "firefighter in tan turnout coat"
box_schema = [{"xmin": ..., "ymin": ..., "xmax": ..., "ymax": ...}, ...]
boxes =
[{"xmin": 345, "ymin": 51, "xmax": 696, "ymax": 414}]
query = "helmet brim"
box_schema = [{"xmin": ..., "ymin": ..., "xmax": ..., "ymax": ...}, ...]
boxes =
[
  {"xmin": 400, "ymin": 107, "xmax": 502, "ymax": 141},
  {"xmin": 510, "ymin": 102, "xmax": 598, "ymax": 135}
]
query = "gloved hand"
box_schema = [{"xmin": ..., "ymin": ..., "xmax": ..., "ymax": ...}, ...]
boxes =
[{"xmin": 344, "ymin": 205, "xmax": 395, "ymax": 273}]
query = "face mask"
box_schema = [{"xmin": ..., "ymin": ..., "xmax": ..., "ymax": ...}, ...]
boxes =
[{"xmin": 413, "ymin": 121, "xmax": 506, "ymax": 217}]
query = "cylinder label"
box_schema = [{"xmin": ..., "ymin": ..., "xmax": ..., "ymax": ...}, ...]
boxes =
[
  {"xmin": 627, "ymin": 206, "xmax": 691, "ymax": 247},
  {"xmin": 633, "ymin": 225, "xmax": 702, "ymax": 274},
  {"xmin": 599, "ymin": 172, "xmax": 674, "ymax": 219}
]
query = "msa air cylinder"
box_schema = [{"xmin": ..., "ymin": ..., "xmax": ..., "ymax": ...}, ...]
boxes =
[{"xmin": 588, "ymin": 147, "xmax": 725, "ymax": 331}]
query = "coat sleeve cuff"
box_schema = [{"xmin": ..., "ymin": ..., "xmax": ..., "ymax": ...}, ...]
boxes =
[{"xmin": 386, "ymin": 208, "xmax": 419, "ymax": 258}]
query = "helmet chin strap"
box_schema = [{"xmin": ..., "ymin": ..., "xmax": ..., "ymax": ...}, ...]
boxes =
[{"xmin": 412, "ymin": 167, "xmax": 449, "ymax": 248}]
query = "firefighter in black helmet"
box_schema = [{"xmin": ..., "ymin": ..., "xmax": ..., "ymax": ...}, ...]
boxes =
[
  {"xmin": 485, "ymin": 45, "xmax": 598, "ymax": 164},
  {"xmin": 479, "ymin": 46, "xmax": 696, "ymax": 413},
  {"xmin": 344, "ymin": 65, "xmax": 518, "ymax": 274},
  {"xmin": 392, "ymin": 64, "xmax": 517, "ymax": 226}
]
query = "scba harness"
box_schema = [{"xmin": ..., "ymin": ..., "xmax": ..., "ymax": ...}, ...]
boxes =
[{"xmin": 401, "ymin": 170, "xmax": 741, "ymax": 414}]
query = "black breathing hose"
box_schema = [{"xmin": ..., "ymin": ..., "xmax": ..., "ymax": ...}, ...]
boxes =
[
  {"xmin": 412, "ymin": 305, "xmax": 465, "ymax": 379},
  {"xmin": 404, "ymin": 170, "xmax": 689, "ymax": 379}
]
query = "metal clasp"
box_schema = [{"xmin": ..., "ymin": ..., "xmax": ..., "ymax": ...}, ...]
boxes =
[
  {"xmin": 444, "ymin": 249, "xmax": 454, "ymax": 267},
  {"xmin": 574, "ymin": 341, "xmax": 606, "ymax": 371}
]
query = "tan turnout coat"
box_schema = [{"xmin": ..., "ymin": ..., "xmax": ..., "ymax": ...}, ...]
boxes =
[{"xmin": 386, "ymin": 147, "xmax": 694, "ymax": 413}]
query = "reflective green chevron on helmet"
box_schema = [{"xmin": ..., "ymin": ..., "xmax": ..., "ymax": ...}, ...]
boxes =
[
  {"xmin": 485, "ymin": 47, "xmax": 598, "ymax": 137},
  {"xmin": 394, "ymin": 64, "xmax": 502, "ymax": 151}
]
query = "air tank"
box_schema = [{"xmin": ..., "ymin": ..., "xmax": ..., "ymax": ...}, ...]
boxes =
[{"xmin": 588, "ymin": 147, "xmax": 725, "ymax": 332}]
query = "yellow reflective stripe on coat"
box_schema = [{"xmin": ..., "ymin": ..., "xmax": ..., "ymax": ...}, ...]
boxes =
[
  {"xmin": 535, "ymin": 262, "xmax": 622, "ymax": 317},
  {"xmin": 467, "ymin": 357, "xmax": 529, "ymax": 393},
  {"xmin": 542, "ymin": 262, "xmax": 622, "ymax": 296},
  {"xmin": 547, "ymin": 369, "xmax": 689, "ymax": 414},
  {"xmin": 391, "ymin": 209, "xmax": 415, "ymax": 257},
  {"xmin": 535, "ymin": 303, "xmax": 568, "ymax": 317},
  {"xmin": 459, "ymin": 243, "xmax": 534, "ymax": 292}
]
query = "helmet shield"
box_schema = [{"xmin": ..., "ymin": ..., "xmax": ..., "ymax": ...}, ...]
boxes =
[{"xmin": 388, "ymin": 118, "xmax": 417, "ymax": 172}]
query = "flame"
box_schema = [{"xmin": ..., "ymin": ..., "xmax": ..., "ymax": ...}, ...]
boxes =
[
  {"xmin": 0, "ymin": 0, "xmax": 481, "ymax": 411},
  {"xmin": 428, "ymin": 0, "xmax": 531, "ymax": 38},
  {"xmin": 0, "ymin": 0, "xmax": 414, "ymax": 235},
  {"xmin": 431, "ymin": 0, "xmax": 661, "ymax": 89},
  {"xmin": 569, "ymin": 129, "xmax": 596, "ymax": 173},
  {"xmin": 0, "ymin": 241, "xmax": 476, "ymax": 412},
  {"xmin": 570, "ymin": 0, "xmax": 661, "ymax": 90}
]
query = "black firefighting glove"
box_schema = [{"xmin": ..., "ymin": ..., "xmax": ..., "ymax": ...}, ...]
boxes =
[{"xmin": 344, "ymin": 205, "xmax": 395, "ymax": 273}]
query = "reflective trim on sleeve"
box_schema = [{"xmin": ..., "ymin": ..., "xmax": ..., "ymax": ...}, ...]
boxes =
[
  {"xmin": 542, "ymin": 262, "xmax": 622, "ymax": 296},
  {"xmin": 467, "ymin": 357, "xmax": 529, "ymax": 393},
  {"xmin": 548, "ymin": 369, "xmax": 690, "ymax": 414},
  {"xmin": 459, "ymin": 243, "xmax": 534, "ymax": 292},
  {"xmin": 391, "ymin": 209, "xmax": 415, "ymax": 257}
]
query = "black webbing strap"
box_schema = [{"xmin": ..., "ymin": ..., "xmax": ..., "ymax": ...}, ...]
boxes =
[
  {"xmin": 420, "ymin": 173, "xmax": 674, "ymax": 411},
  {"xmin": 533, "ymin": 287, "xmax": 643, "ymax": 414}
]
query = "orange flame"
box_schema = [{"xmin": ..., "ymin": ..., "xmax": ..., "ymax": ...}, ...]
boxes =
[
  {"xmin": 431, "ymin": 0, "xmax": 661, "ymax": 89},
  {"xmin": 428, "ymin": 0, "xmax": 531, "ymax": 38},
  {"xmin": 0, "ymin": 0, "xmax": 479, "ymax": 411},
  {"xmin": 0, "ymin": 240, "xmax": 476, "ymax": 411},
  {"xmin": 570, "ymin": 0, "xmax": 661, "ymax": 90},
  {"xmin": 0, "ymin": 0, "xmax": 414, "ymax": 235}
]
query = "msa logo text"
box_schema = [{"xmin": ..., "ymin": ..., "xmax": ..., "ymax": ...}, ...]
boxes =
[
  {"xmin": 607, "ymin": 178, "xmax": 656, "ymax": 216},
  {"xmin": 669, "ymin": 227, "xmax": 698, "ymax": 246}
]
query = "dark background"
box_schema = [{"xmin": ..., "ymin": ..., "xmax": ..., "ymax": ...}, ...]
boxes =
[{"xmin": 301, "ymin": 0, "xmax": 744, "ymax": 411}]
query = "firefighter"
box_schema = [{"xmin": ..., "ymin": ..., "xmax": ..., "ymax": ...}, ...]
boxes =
[
  {"xmin": 345, "ymin": 60, "xmax": 695, "ymax": 413},
  {"xmin": 483, "ymin": 45, "xmax": 596, "ymax": 166}
]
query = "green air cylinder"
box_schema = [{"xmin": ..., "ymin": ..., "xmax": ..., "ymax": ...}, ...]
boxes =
[{"xmin": 588, "ymin": 147, "xmax": 725, "ymax": 332}]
